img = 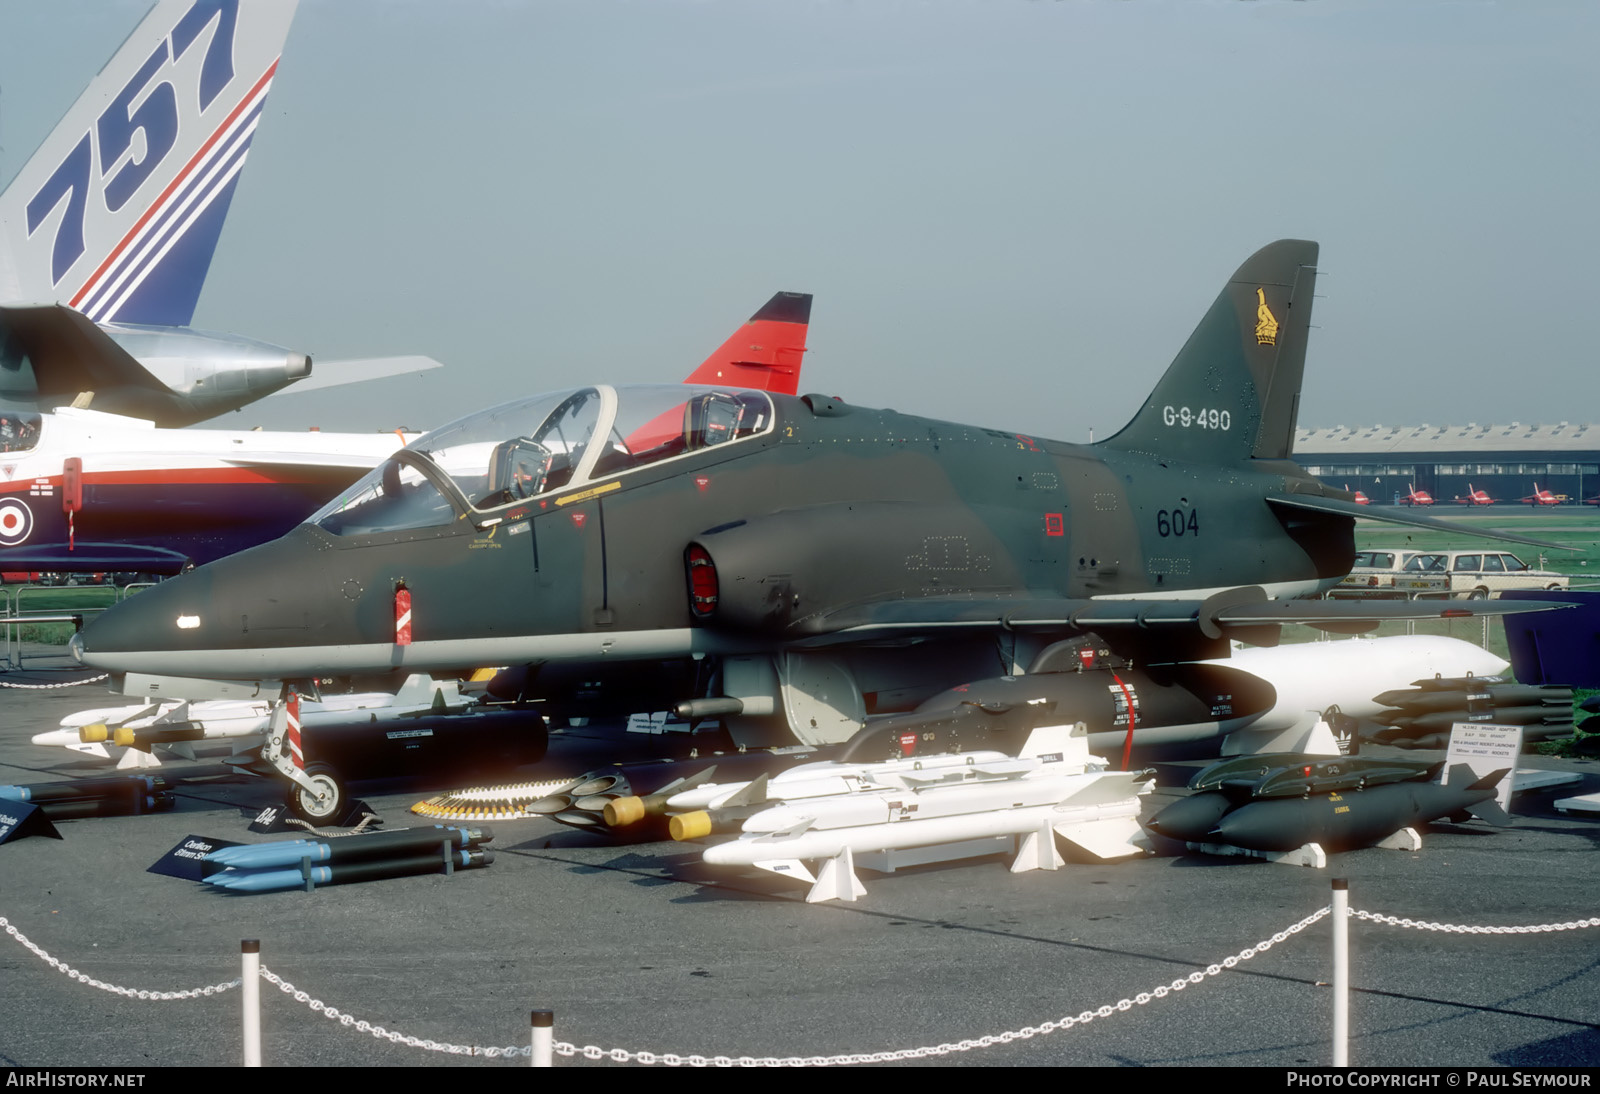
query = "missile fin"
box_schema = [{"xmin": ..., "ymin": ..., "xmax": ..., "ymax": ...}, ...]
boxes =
[
  {"xmin": 152, "ymin": 701, "xmax": 191, "ymax": 726},
  {"xmin": 1465, "ymin": 797, "xmax": 1513, "ymax": 828},
  {"xmin": 752, "ymin": 858, "xmax": 815, "ymax": 884},
  {"xmin": 767, "ymin": 813, "xmax": 817, "ymax": 839},
  {"xmin": 1054, "ymin": 771, "xmax": 1150, "ymax": 808},
  {"xmin": 1018, "ymin": 722, "xmax": 1090, "ymax": 764},
  {"xmin": 1465, "ymin": 767, "xmax": 1512, "ymax": 793},
  {"xmin": 660, "ymin": 766, "xmax": 720, "ymax": 798},
  {"xmin": 720, "ymin": 773, "xmax": 770, "ymax": 809},
  {"xmin": 1055, "ymin": 816, "xmax": 1149, "ymax": 860}
]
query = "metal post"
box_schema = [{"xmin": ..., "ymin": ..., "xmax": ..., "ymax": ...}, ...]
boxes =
[
  {"xmin": 242, "ymin": 940, "xmax": 261, "ymax": 1067},
  {"xmin": 1331, "ymin": 880, "xmax": 1349, "ymax": 1067},
  {"xmin": 530, "ymin": 1009, "xmax": 554, "ymax": 1067}
]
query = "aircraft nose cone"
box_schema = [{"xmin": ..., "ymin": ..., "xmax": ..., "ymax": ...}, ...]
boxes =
[{"xmin": 76, "ymin": 564, "xmax": 221, "ymax": 675}]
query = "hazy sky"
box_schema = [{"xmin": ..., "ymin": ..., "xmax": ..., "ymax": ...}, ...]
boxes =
[{"xmin": 1, "ymin": 0, "xmax": 1596, "ymax": 441}]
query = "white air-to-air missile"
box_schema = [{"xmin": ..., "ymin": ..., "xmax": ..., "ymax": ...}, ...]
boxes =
[
  {"xmin": 689, "ymin": 724, "xmax": 1154, "ymax": 903},
  {"xmin": 31, "ymin": 675, "xmax": 473, "ymax": 768}
]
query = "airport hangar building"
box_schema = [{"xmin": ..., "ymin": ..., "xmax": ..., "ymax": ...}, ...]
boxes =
[{"xmin": 1294, "ymin": 422, "xmax": 1600, "ymax": 505}]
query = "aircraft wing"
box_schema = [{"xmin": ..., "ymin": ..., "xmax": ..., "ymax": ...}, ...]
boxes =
[
  {"xmin": 0, "ymin": 305, "xmax": 156, "ymax": 398},
  {"xmin": 1267, "ymin": 494, "xmax": 1566, "ymax": 551},
  {"xmin": 800, "ymin": 588, "xmax": 1571, "ymax": 659},
  {"xmin": 267, "ymin": 356, "xmax": 445, "ymax": 394},
  {"xmin": 0, "ymin": 542, "xmax": 191, "ymax": 574}
]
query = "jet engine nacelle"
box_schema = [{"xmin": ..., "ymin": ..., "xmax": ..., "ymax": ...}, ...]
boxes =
[{"xmin": 686, "ymin": 501, "xmax": 1026, "ymax": 637}]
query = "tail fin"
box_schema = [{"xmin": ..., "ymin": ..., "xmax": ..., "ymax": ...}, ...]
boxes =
[
  {"xmin": 1100, "ymin": 240, "xmax": 1318, "ymax": 463},
  {"xmin": 0, "ymin": 0, "xmax": 299, "ymax": 326},
  {"xmin": 682, "ymin": 291, "xmax": 811, "ymax": 394}
]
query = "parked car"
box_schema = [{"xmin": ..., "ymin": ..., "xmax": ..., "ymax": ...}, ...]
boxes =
[
  {"xmin": 1392, "ymin": 550, "xmax": 1568, "ymax": 600},
  {"xmin": 1330, "ymin": 550, "xmax": 1417, "ymax": 598}
]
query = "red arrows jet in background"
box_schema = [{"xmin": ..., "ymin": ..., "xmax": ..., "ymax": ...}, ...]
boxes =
[
  {"xmin": 1520, "ymin": 483, "xmax": 1566, "ymax": 506},
  {"xmin": 1399, "ymin": 484, "xmax": 1435, "ymax": 506},
  {"xmin": 1455, "ymin": 484, "xmax": 1495, "ymax": 506}
]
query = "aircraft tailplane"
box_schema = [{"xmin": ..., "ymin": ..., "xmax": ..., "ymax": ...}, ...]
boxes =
[{"xmin": 1100, "ymin": 239, "xmax": 1318, "ymax": 464}]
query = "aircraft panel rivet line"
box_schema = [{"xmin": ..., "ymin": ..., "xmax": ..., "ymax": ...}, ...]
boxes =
[
  {"xmin": 0, "ymin": 673, "xmax": 109, "ymax": 689},
  {"xmin": 0, "ymin": 916, "xmax": 240, "ymax": 1000}
]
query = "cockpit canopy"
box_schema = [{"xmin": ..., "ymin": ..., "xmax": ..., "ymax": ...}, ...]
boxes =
[{"xmin": 310, "ymin": 384, "xmax": 774, "ymax": 536}]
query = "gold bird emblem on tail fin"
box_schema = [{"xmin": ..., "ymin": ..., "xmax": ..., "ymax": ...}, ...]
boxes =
[{"xmin": 1255, "ymin": 288, "xmax": 1279, "ymax": 346}]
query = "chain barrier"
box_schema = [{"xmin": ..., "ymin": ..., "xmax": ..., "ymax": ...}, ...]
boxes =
[
  {"xmin": 1352, "ymin": 909, "xmax": 1600, "ymax": 934},
  {"xmin": 0, "ymin": 916, "xmax": 239, "ymax": 1000},
  {"xmin": 10, "ymin": 901, "xmax": 1600, "ymax": 1064},
  {"xmin": 548, "ymin": 906, "xmax": 1334, "ymax": 1066},
  {"xmin": 258, "ymin": 966, "xmax": 528, "ymax": 1059},
  {"xmin": 0, "ymin": 672, "xmax": 108, "ymax": 689}
]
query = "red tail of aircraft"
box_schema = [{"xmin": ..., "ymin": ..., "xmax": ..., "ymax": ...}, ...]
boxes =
[
  {"xmin": 682, "ymin": 292, "xmax": 811, "ymax": 394},
  {"xmin": 1343, "ymin": 483, "xmax": 1371, "ymax": 505},
  {"xmin": 1456, "ymin": 483, "xmax": 1495, "ymax": 506},
  {"xmin": 1400, "ymin": 484, "xmax": 1434, "ymax": 506},
  {"xmin": 1521, "ymin": 482, "xmax": 1564, "ymax": 506}
]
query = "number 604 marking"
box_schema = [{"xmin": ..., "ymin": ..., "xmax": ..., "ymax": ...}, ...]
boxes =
[{"xmin": 1156, "ymin": 509, "xmax": 1199, "ymax": 537}]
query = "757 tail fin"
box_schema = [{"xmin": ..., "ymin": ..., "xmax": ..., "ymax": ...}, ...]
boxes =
[
  {"xmin": 0, "ymin": 0, "xmax": 299, "ymax": 326},
  {"xmin": 1100, "ymin": 240, "xmax": 1318, "ymax": 464}
]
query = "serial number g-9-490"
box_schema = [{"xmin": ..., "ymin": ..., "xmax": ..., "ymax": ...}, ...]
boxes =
[{"xmin": 1161, "ymin": 406, "xmax": 1231, "ymax": 430}]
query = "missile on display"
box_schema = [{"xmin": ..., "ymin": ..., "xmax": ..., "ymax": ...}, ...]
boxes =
[
  {"xmin": 685, "ymin": 725, "xmax": 1153, "ymax": 902},
  {"xmin": 205, "ymin": 849, "xmax": 495, "ymax": 893},
  {"xmin": 1210, "ymin": 766, "xmax": 1512, "ymax": 853},
  {"xmin": 0, "ymin": 775, "xmax": 169, "ymax": 804},
  {"xmin": 204, "ymin": 824, "xmax": 493, "ymax": 871},
  {"xmin": 0, "ymin": 775, "xmax": 173, "ymax": 819},
  {"xmin": 832, "ymin": 636, "xmax": 1507, "ymax": 766},
  {"xmin": 1186, "ymin": 754, "xmax": 1442, "ymax": 798},
  {"xmin": 1146, "ymin": 760, "xmax": 1510, "ymax": 855},
  {"xmin": 1367, "ymin": 674, "xmax": 1576, "ymax": 750},
  {"xmin": 35, "ymin": 677, "xmax": 549, "ymax": 819}
]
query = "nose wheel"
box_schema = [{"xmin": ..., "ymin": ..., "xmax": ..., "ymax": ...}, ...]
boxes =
[{"xmin": 286, "ymin": 763, "xmax": 347, "ymax": 824}]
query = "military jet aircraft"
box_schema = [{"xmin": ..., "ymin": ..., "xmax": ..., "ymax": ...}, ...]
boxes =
[
  {"xmin": 0, "ymin": 0, "xmax": 440, "ymax": 425},
  {"xmin": 1454, "ymin": 483, "xmax": 1496, "ymax": 506},
  {"xmin": 1519, "ymin": 483, "xmax": 1565, "ymax": 506},
  {"xmin": 0, "ymin": 292, "xmax": 808, "ymax": 576},
  {"xmin": 75, "ymin": 241, "xmax": 1563, "ymax": 815}
]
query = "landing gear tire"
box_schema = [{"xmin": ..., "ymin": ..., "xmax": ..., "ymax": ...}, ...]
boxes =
[{"xmin": 286, "ymin": 763, "xmax": 347, "ymax": 824}]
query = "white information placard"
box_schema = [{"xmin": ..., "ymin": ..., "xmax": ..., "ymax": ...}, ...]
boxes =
[{"xmin": 1445, "ymin": 722, "xmax": 1523, "ymax": 812}]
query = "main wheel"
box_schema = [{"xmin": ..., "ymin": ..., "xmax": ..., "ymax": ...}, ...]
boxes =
[{"xmin": 286, "ymin": 763, "xmax": 347, "ymax": 824}]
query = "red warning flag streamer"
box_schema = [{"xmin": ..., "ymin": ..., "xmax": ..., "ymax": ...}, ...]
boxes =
[
  {"xmin": 395, "ymin": 585, "xmax": 412, "ymax": 646},
  {"xmin": 1111, "ymin": 671, "xmax": 1137, "ymax": 772},
  {"xmin": 286, "ymin": 690, "xmax": 304, "ymax": 772}
]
